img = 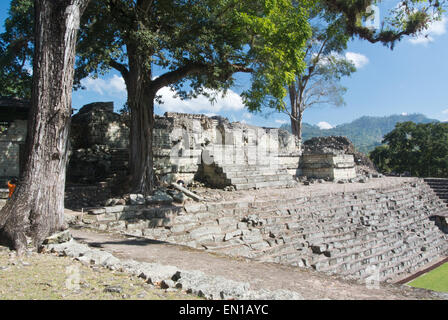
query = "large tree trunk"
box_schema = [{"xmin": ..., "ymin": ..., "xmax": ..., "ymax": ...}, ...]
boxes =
[
  {"xmin": 126, "ymin": 49, "xmax": 155, "ymax": 196},
  {"xmin": 0, "ymin": 0, "xmax": 89, "ymax": 252},
  {"xmin": 128, "ymin": 92, "xmax": 155, "ymax": 196}
]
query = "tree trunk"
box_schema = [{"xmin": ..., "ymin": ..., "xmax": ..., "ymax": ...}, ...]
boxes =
[
  {"xmin": 126, "ymin": 49, "xmax": 155, "ymax": 196},
  {"xmin": 297, "ymin": 110, "xmax": 303, "ymax": 141},
  {"xmin": 0, "ymin": 0, "xmax": 89, "ymax": 252},
  {"xmin": 128, "ymin": 92, "xmax": 155, "ymax": 195},
  {"xmin": 289, "ymin": 84, "xmax": 301, "ymax": 140}
]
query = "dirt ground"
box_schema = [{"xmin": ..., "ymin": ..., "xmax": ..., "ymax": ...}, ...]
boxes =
[
  {"xmin": 70, "ymin": 226, "xmax": 443, "ymax": 300},
  {"xmin": 0, "ymin": 245, "xmax": 199, "ymax": 300}
]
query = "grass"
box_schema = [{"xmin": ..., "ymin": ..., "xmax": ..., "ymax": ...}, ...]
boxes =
[
  {"xmin": 0, "ymin": 246, "xmax": 201, "ymax": 300},
  {"xmin": 408, "ymin": 263, "xmax": 448, "ymax": 293}
]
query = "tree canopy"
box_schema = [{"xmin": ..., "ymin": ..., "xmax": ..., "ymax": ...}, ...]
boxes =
[
  {"xmin": 0, "ymin": 0, "xmax": 33, "ymax": 98},
  {"xmin": 0, "ymin": 0, "xmax": 446, "ymax": 194},
  {"xmin": 370, "ymin": 122, "xmax": 448, "ymax": 177}
]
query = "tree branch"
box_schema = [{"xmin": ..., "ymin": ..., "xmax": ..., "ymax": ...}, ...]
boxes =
[
  {"xmin": 109, "ymin": 59, "xmax": 129, "ymax": 83},
  {"xmin": 150, "ymin": 62, "xmax": 253, "ymax": 94}
]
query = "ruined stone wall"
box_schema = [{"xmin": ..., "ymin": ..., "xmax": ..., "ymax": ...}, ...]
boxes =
[
  {"xmin": 71, "ymin": 102, "xmax": 129, "ymax": 149},
  {"xmin": 0, "ymin": 119, "xmax": 27, "ymax": 178},
  {"xmin": 301, "ymin": 153, "xmax": 357, "ymax": 180},
  {"xmin": 300, "ymin": 137, "xmax": 357, "ymax": 181},
  {"xmin": 154, "ymin": 112, "xmax": 301, "ymax": 184}
]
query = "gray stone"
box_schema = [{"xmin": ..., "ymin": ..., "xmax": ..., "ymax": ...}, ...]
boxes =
[
  {"xmin": 172, "ymin": 270, "xmax": 250, "ymax": 300},
  {"xmin": 184, "ymin": 203, "xmax": 206, "ymax": 214},
  {"xmin": 81, "ymin": 250, "xmax": 114, "ymax": 265},
  {"xmin": 43, "ymin": 230, "xmax": 72, "ymax": 244},
  {"xmin": 104, "ymin": 198, "xmax": 119, "ymax": 206},
  {"xmin": 129, "ymin": 194, "xmax": 145, "ymax": 205},
  {"xmin": 88, "ymin": 208, "xmax": 106, "ymax": 215},
  {"xmin": 172, "ymin": 192, "xmax": 186, "ymax": 203},
  {"xmin": 160, "ymin": 279, "xmax": 176, "ymax": 289},
  {"xmin": 146, "ymin": 191, "xmax": 173, "ymax": 205},
  {"xmin": 137, "ymin": 263, "xmax": 179, "ymax": 284},
  {"xmin": 104, "ymin": 285, "xmax": 123, "ymax": 294},
  {"xmin": 245, "ymin": 289, "xmax": 304, "ymax": 300},
  {"xmin": 61, "ymin": 242, "xmax": 91, "ymax": 257}
]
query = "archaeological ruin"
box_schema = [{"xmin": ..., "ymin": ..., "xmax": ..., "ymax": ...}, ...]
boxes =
[{"xmin": 1, "ymin": 98, "xmax": 447, "ymax": 289}]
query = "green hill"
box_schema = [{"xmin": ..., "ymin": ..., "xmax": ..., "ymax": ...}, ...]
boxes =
[{"xmin": 280, "ymin": 114, "xmax": 439, "ymax": 154}]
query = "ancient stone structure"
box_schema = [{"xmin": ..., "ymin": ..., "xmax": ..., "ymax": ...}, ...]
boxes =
[
  {"xmin": 154, "ymin": 112, "xmax": 300, "ymax": 189},
  {"xmin": 300, "ymin": 136, "xmax": 357, "ymax": 181},
  {"xmin": 1, "ymin": 98, "xmax": 447, "ymax": 288},
  {"xmin": 76, "ymin": 177, "xmax": 448, "ymax": 283},
  {"xmin": 70, "ymin": 102, "xmax": 129, "ymax": 149},
  {"xmin": 69, "ymin": 104, "xmax": 302, "ymax": 188},
  {"xmin": 2, "ymin": 100, "xmax": 359, "ymax": 188},
  {"xmin": 0, "ymin": 97, "xmax": 29, "ymax": 183}
]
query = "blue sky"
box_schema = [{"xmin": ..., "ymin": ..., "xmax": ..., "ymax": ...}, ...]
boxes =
[{"xmin": 1, "ymin": 1, "xmax": 447, "ymax": 129}]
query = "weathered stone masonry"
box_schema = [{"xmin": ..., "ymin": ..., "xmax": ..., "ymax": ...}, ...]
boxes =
[
  {"xmin": 0, "ymin": 97, "xmax": 28, "ymax": 181},
  {"xmin": 78, "ymin": 177, "xmax": 448, "ymax": 283},
  {"xmin": 67, "ymin": 104, "xmax": 359, "ymax": 189}
]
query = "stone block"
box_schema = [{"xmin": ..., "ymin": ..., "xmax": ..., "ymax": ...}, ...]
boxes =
[
  {"xmin": 189, "ymin": 225, "xmax": 222, "ymax": 240},
  {"xmin": 184, "ymin": 203, "xmax": 206, "ymax": 214}
]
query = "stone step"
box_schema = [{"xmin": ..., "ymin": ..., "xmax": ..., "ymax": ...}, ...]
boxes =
[
  {"xmin": 375, "ymin": 242, "xmax": 447, "ymax": 281},
  {"xmin": 341, "ymin": 232, "xmax": 448, "ymax": 281},
  {"xmin": 314, "ymin": 239, "xmax": 406, "ymax": 275},
  {"xmin": 234, "ymin": 180, "xmax": 294, "ymax": 190},
  {"xmin": 0, "ymin": 189, "xmax": 9, "ymax": 199}
]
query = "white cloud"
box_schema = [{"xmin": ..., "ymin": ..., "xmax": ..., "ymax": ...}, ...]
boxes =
[
  {"xmin": 317, "ymin": 121, "xmax": 334, "ymax": 130},
  {"xmin": 442, "ymin": 109, "xmax": 448, "ymax": 114},
  {"xmin": 81, "ymin": 75, "xmax": 126, "ymax": 96},
  {"xmin": 345, "ymin": 52, "xmax": 369, "ymax": 69},
  {"xmin": 156, "ymin": 87, "xmax": 245, "ymax": 114},
  {"xmin": 275, "ymin": 119, "xmax": 288, "ymax": 125},
  {"xmin": 243, "ymin": 112, "xmax": 253, "ymax": 119},
  {"xmin": 409, "ymin": 16, "xmax": 447, "ymax": 45},
  {"xmin": 401, "ymin": 112, "xmax": 408, "ymax": 116}
]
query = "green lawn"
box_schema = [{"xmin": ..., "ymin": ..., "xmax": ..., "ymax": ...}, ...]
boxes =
[{"xmin": 408, "ymin": 263, "xmax": 448, "ymax": 293}]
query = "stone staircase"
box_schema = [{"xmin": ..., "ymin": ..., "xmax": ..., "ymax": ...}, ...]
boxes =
[
  {"xmin": 78, "ymin": 178, "xmax": 448, "ymax": 283},
  {"xmin": 201, "ymin": 146, "xmax": 296, "ymax": 190},
  {"xmin": 246, "ymin": 182, "xmax": 448, "ymax": 283},
  {"xmin": 424, "ymin": 178, "xmax": 448, "ymax": 206}
]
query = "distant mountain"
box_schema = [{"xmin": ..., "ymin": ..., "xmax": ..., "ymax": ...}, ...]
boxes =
[{"xmin": 280, "ymin": 113, "xmax": 439, "ymax": 154}]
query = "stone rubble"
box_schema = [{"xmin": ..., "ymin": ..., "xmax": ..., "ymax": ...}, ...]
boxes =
[{"xmin": 43, "ymin": 239, "xmax": 304, "ymax": 300}]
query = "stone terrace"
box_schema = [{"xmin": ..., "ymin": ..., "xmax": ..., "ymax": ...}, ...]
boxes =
[{"xmin": 71, "ymin": 177, "xmax": 448, "ymax": 284}]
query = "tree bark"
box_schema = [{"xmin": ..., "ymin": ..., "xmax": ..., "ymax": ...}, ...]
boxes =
[
  {"xmin": 289, "ymin": 84, "xmax": 303, "ymax": 141},
  {"xmin": 125, "ymin": 47, "xmax": 155, "ymax": 196},
  {"xmin": 0, "ymin": 0, "xmax": 89, "ymax": 252}
]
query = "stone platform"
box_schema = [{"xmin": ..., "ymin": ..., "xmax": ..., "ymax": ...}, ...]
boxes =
[{"xmin": 71, "ymin": 177, "xmax": 448, "ymax": 284}]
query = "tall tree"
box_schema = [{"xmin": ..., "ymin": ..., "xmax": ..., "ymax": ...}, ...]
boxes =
[
  {"xmin": 244, "ymin": 0, "xmax": 445, "ymax": 131},
  {"xmin": 286, "ymin": 22, "xmax": 356, "ymax": 140},
  {"xmin": 0, "ymin": 0, "xmax": 90, "ymax": 252}
]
